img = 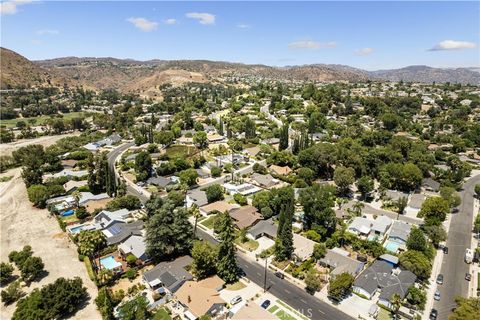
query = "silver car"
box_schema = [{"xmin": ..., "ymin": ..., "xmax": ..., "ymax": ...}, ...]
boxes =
[
  {"xmin": 434, "ymin": 290, "xmax": 441, "ymax": 301},
  {"xmin": 230, "ymin": 295, "xmax": 242, "ymax": 305}
]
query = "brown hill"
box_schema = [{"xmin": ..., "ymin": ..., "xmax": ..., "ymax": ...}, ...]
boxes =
[{"xmin": 0, "ymin": 47, "xmax": 69, "ymax": 89}]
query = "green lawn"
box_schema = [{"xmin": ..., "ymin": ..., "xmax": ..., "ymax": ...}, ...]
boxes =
[
  {"xmin": 275, "ymin": 310, "xmax": 296, "ymax": 320},
  {"xmin": 153, "ymin": 308, "xmax": 172, "ymax": 320},
  {"xmin": 1, "ymin": 112, "xmax": 86, "ymax": 128},
  {"xmin": 165, "ymin": 145, "xmax": 198, "ymax": 159},
  {"xmin": 268, "ymin": 305, "xmax": 279, "ymax": 313},
  {"xmin": 225, "ymin": 281, "xmax": 246, "ymax": 291},
  {"xmin": 235, "ymin": 238, "xmax": 259, "ymax": 251},
  {"xmin": 200, "ymin": 214, "xmax": 217, "ymax": 229},
  {"xmin": 378, "ymin": 308, "xmax": 392, "ymax": 320}
]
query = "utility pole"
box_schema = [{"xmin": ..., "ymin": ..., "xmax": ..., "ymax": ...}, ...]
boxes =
[{"xmin": 263, "ymin": 258, "xmax": 268, "ymax": 292}]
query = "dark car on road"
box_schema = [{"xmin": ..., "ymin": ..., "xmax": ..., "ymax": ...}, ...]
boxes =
[
  {"xmin": 443, "ymin": 247, "xmax": 449, "ymax": 254},
  {"xmin": 274, "ymin": 271, "xmax": 285, "ymax": 279},
  {"xmin": 436, "ymin": 274, "xmax": 444, "ymax": 285},
  {"xmin": 465, "ymin": 273, "xmax": 472, "ymax": 281},
  {"xmin": 429, "ymin": 309, "xmax": 438, "ymax": 320},
  {"xmin": 261, "ymin": 300, "xmax": 271, "ymax": 309}
]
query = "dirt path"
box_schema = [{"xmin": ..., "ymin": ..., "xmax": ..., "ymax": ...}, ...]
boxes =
[
  {"xmin": 0, "ymin": 168, "xmax": 100, "ymax": 319},
  {"xmin": 0, "ymin": 132, "xmax": 80, "ymax": 156}
]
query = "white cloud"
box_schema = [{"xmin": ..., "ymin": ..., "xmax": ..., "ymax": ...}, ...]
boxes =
[
  {"xmin": 288, "ymin": 40, "xmax": 337, "ymax": 49},
  {"xmin": 354, "ymin": 47, "xmax": 374, "ymax": 56},
  {"xmin": 185, "ymin": 12, "xmax": 215, "ymax": 25},
  {"xmin": 237, "ymin": 24, "xmax": 251, "ymax": 29},
  {"xmin": 164, "ymin": 18, "xmax": 177, "ymax": 25},
  {"xmin": 126, "ymin": 17, "xmax": 158, "ymax": 32},
  {"xmin": 428, "ymin": 40, "xmax": 476, "ymax": 51},
  {"xmin": 0, "ymin": 0, "xmax": 34, "ymax": 15},
  {"xmin": 36, "ymin": 29, "xmax": 60, "ymax": 35}
]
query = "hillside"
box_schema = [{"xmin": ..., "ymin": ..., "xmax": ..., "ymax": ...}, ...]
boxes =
[
  {"xmin": 370, "ymin": 65, "xmax": 480, "ymax": 85},
  {"xmin": 1, "ymin": 48, "xmax": 479, "ymax": 92},
  {"xmin": 0, "ymin": 47, "xmax": 69, "ymax": 89}
]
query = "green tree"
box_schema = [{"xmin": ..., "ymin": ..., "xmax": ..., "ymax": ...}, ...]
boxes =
[
  {"xmin": 0, "ymin": 262, "xmax": 14, "ymax": 284},
  {"xmin": 274, "ymin": 187, "xmax": 295, "ymax": 261},
  {"xmin": 191, "ymin": 240, "xmax": 218, "ymax": 280},
  {"xmin": 178, "ymin": 168, "xmax": 198, "ymax": 187},
  {"xmin": 449, "ymin": 297, "xmax": 480, "ymax": 320},
  {"xmin": 333, "ymin": 166, "xmax": 355, "ymax": 195},
  {"xmin": 396, "ymin": 196, "xmax": 408, "ymax": 219},
  {"xmin": 391, "ymin": 293, "xmax": 402, "ymax": 317},
  {"xmin": 216, "ymin": 212, "xmax": 239, "ymax": 283},
  {"xmin": 406, "ymin": 227, "xmax": 428, "ymax": 253},
  {"xmin": 357, "ymin": 176, "xmax": 374, "ymax": 200},
  {"xmin": 210, "ymin": 166, "xmax": 222, "ymax": 177},
  {"xmin": 233, "ymin": 193, "xmax": 247, "ymax": 206},
  {"xmin": 193, "ymin": 131, "xmax": 208, "ymax": 150},
  {"xmin": 95, "ymin": 287, "xmax": 115, "ymax": 320},
  {"xmin": 418, "ymin": 197, "xmax": 450, "ymax": 226},
  {"xmin": 26, "ymin": 185, "xmax": 50, "ymax": 208},
  {"xmin": 313, "ymin": 243, "xmax": 327, "ymax": 260},
  {"xmin": 279, "ymin": 123, "xmax": 289, "ymax": 151},
  {"xmin": 8, "ymin": 246, "xmax": 33, "ymax": 268},
  {"xmin": 399, "ymin": 250, "xmax": 432, "ymax": 280},
  {"xmin": 299, "ymin": 184, "xmax": 336, "ymax": 237},
  {"xmin": 106, "ymin": 195, "xmax": 142, "ymax": 211},
  {"xmin": 145, "ymin": 202, "xmax": 193, "ymax": 261},
  {"xmin": 406, "ymin": 286, "xmax": 426, "ymax": 310},
  {"xmin": 327, "ymin": 272, "xmax": 354, "ymax": 301},
  {"xmin": 423, "ymin": 224, "xmax": 447, "ymax": 247},
  {"xmin": 77, "ymin": 230, "xmax": 107, "ymax": 257},
  {"xmin": 1, "ymin": 281, "xmax": 24, "ymax": 305},
  {"xmin": 135, "ymin": 151, "xmax": 152, "ymax": 181},
  {"xmin": 12, "ymin": 277, "xmax": 88, "ymax": 320},
  {"xmin": 439, "ymin": 186, "xmax": 461, "ymax": 209},
  {"xmin": 205, "ymin": 184, "xmax": 224, "ymax": 203},
  {"xmin": 474, "ymin": 215, "xmax": 480, "ymax": 233},
  {"xmin": 475, "ymin": 184, "xmax": 480, "ymax": 198},
  {"xmin": 117, "ymin": 296, "xmax": 150, "ymax": 320},
  {"xmin": 20, "ymin": 256, "xmax": 44, "ymax": 282},
  {"xmin": 244, "ymin": 117, "xmax": 256, "ymax": 139},
  {"xmin": 305, "ymin": 268, "xmax": 322, "ymax": 293}
]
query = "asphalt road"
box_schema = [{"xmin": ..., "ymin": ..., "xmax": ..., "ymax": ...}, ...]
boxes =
[
  {"xmin": 433, "ymin": 174, "xmax": 480, "ymax": 319},
  {"xmin": 196, "ymin": 228, "xmax": 353, "ymax": 320}
]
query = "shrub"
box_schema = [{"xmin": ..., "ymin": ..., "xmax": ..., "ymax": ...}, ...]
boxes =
[
  {"xmin": 210, "ymin": 166, "xmax": 222, "ymax": 177},
  {"xmin": 0, "ymin": 262, "xmax": 14, "ymax": 284},
  {"xmin": 126, "ymin": 254, "xmax": 137, "ymax": 266},
  {"xmin": 75, "ymin": 206, "xmax": 89, "ymax": 220},
  {"xmin": 1, "ymin": 281, "xmax": 24, "ymax": 305},
  {"xmin": 233, "ymin": 193, "xmax": 247, "ymax": 206},
  {"xmin": 125, "ymin": 268, "xmax": 137, "ymax": 281}
]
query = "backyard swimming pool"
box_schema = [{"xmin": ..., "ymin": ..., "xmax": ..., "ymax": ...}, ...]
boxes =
[
  {"xmin": 384, "ymin": 240, "xmax": 401, "ymax": 253},
  {"xmin": 62, "ymin": 209, "xmax": 75, "ymax": 217},
  {"xmin": 100, "ymin": 256, "xmax": 122, "ymax": 270}
]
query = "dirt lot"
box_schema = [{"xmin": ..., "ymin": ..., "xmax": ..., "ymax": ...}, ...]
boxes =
[
  {"xmin": 0, "ymin": 168, "xmax": 100, "ymax": 319},
  {"xmin": 0, "ymin": 132, "xmax": 80, "ymax": 156}
]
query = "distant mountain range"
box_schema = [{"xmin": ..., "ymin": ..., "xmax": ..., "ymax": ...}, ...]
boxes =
[{"xmin": 1, "ymin": 47, "xmax": 479, "ymax": 92}]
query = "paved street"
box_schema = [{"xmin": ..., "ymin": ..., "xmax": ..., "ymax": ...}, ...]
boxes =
[
  {"xmin": 196, "ymin": 228, "xmax": 353, "ymax": 320},
  {"xmin": 433, "ymin": 174, "xmax": 480, "ymax": 319}
]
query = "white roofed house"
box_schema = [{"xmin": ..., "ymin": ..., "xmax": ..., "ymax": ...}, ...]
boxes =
[
  {"xmin": 118, "ymin": 232, "xmax": 149, "ymax": 263},
  {"xmin": 347, "ymin": 216, "xmax": 392, "ymax": 241}
]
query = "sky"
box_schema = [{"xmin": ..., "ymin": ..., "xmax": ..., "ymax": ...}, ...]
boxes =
[{"xmin": 1, "ymin": 1, "xmax": 479, "ymax": 70}]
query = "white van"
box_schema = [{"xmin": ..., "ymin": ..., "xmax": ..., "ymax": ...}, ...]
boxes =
[{"xmin": 465, "ymin": 248, "xmax": 473, "ymax": 264}]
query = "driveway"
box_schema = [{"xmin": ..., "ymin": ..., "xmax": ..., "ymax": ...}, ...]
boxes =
[{"xmin": 0, "ymin": 169, "xmax": 100, "ymax": 319}]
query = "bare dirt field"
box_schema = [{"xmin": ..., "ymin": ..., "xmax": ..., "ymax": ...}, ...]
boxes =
[
  {"xmin": 0, "ymin": 168, "xmax": 100, "ymax": 319},
  {"xmin": 0, "ymin": 132, "xmax": 80, "ymax": 156}
]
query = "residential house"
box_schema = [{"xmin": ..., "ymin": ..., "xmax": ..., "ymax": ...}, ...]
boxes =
[
  {"xmin": 118, "ymin": 233, "xmax": 149, "ymax": 263},
  {"xmin": 247, "ymin": 218, "xmax": 277, "ymax": 240},
  {"xmin": 46, "ymin": 169, "xmax": 88, "ymax": 179},
  {"xmin": 319, "ymin": 248, "xmax": 365, "ymax": 276},
  {"xmin": 63, "ymin": 180, "xmax": 88, "ymax": 194},
  {"xmin": 94, "ymin": 209, "xmax": 132, "ymax": 229},
  {"xmin": 61, "ymin": 159, "xmax": 77, "ymax": 169},
  {"xmin": 347, "ymin": 216, "xmax": 392, "ymax": 240},
  {"xmin": 250, "ymin": 173, "xmax": 279, "ymax": 189},
  {"xmin": 223, "ymin": 183, "xmax": 262, "ymax": 196},
  {"xmin": 243, "ymin": 146, "xmax": 261, "ymax": 158},
  {"xmin": 384, "ymin": 221, "xmax": 412, "ymax": 253},
  {"xmin": 406, "ymin": 194, "xmax": 426, "ymax": 214},
  {"xmin": 229, "ymin": 206, "xmax": 263, "ymax": 229},
  {"xmin": 230, "ymin": 303, "xmax": 276, "ymax": 320},
  {"xmin": 147, "ymin": 176, "xmax": 176, "ymax": 189},
  {"xmin": 104, "ymin": 220, "xmax": 144, "ymax": 246},
  {"xmin": 186, "ymin": 190, "xmax": 208, "ymax": 208},
  {"xmin": 143, "ymin": 256, "xmax": 193, "ymax": 294},
  {"xmin": 207, "ymin": 133, "xmax": 225, "ymax": 143},
  {"xmin": 175, "ymin": 276, "xmax": 226, "ymax": 320},
  {"xmin": 422, "ymin": 178, "xmax": 440, "ymax": 192},
  {"xmin": 353, "ymin": 259, "xmax": 417, "ymax": 309},
  {"xmin": 292, "ymin": 234, "xmax": 316, "ymax": 261},
  {"xmin": 269, "ymin": 165, "xmax": 292, "ymax": 176},
  {"xmin": 385, "ymin": 190, "xmax": 409, "ymax": 202},
  {"xmin": 200, "ymin": 201, "xmax": 237, "ymax": 216}
]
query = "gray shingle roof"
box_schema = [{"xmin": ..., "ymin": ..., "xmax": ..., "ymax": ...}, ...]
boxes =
[
  {"xmin": 247, "ymin": 218, "xmax": 277, "ymax": 239},
  {"xmin": 143, "ymin": 256, "xmax": 193, "ymax": 292}
]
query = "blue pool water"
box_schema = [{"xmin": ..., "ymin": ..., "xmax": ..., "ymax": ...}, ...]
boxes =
[
  {"xmin": 100, "ymin": 256, "xmax": 122, "ymax": 270},
  {"xmin": 384, "ymin": 240, "xmax": 401, "ymax": 253},
  {"xmin": 62, "ymin": 209, "xmax": 75, "ymax": 217}
]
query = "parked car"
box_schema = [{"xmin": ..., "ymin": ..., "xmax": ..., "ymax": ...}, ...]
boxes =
[
  {"xmin": 434, "ymin": 290, "xmax": 441, "ymax": 301},
  {"xmin": 261, "ymin": 300, "xmax": 271, "ymax": 309},
  {"xmin": 274, "ymin": 271, "xmax": 285, "ymax": 279},
  {"xmin": 465, "ymin": 273, "xmax": 472, "ymax": 281},
  {"xmin": 443, "ymin": 246, "xmax": 449, "ymax": 254},
  {"xmin": 230, "ymin": 295, "xmax": 242, "ymax": 305},
  {"xmin": 436, "ymin": 274, "xmax": 444, "ymax": 285},
  {"xmin": 429, "ymin": 309, "xmax": 438, "ymax": 320}
]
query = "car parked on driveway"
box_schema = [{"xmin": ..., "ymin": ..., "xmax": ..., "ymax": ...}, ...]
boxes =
[
  {"xmin": 436, "ymin": 274, "xmax": 444, "ymax": 285},
  {"xmin": 230, "ymin": 295, "xmax": 242, "ymax": 305},
  {"xmin": 261, "ymin": 300, "xmax": 271, "ymax": 309}
]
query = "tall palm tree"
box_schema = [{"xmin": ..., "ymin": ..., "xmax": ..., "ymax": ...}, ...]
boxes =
[
  {"xmin": 352, "ymin": 201, "xmax": 365, "ymax": 217},
  {"xmin": 390, "ymin": 293, "xmax": 402, "ymax": 319},
  {"xmin": 396, "ymin": 196, "xmax": 408, "ymax": 220},
  {"xmin": 191, "ymin": 204, "xmax": 201, "ymax": 236},
  {"xmin": 72, "ymin": 190, "xmax": 81, "ymax": 208}
]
